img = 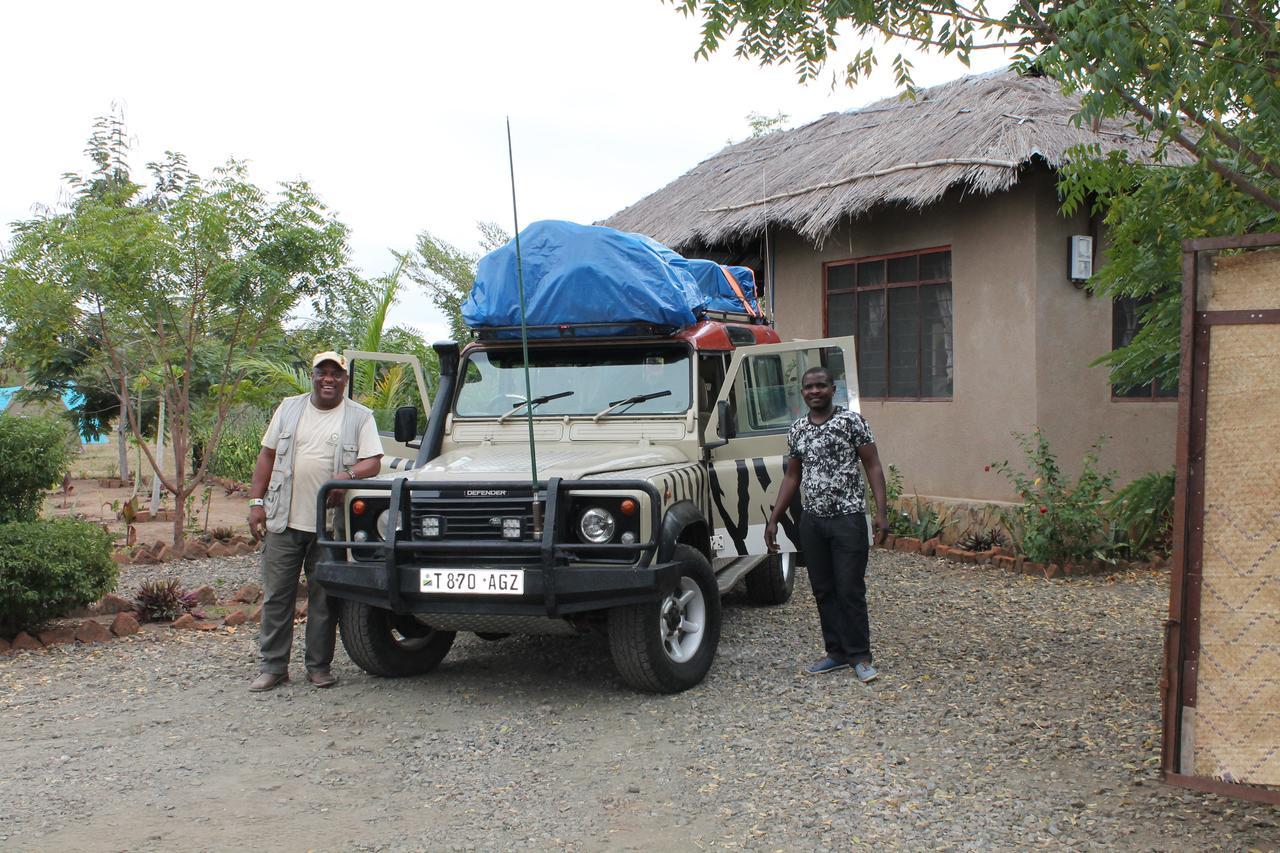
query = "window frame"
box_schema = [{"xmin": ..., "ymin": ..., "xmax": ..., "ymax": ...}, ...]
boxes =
[
  {"xmin": 822, "ymin": 245, "xmax": 954, "ymax": 402},
  {"xmin": 1110, "ymin": 295, "xmax": 1178, "ymax": 402}
]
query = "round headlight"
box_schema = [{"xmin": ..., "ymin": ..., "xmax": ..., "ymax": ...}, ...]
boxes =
[
  {"xmin": 375, "ymin": 509, "xmax": 392, "ymax": 540},
  {"xmin": 578, "ymin": 507, "xmax": 616, "ymax": 543}
]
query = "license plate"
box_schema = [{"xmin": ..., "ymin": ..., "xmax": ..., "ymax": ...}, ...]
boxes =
[{"xmin": 419, "ymin": 569, "xmax": 524, "ymax": 595}]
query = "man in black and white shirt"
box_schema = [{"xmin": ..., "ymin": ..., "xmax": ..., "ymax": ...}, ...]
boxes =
[{"xmin": 765, "ymin": 366, "xmax": 888, "ymax": 682}]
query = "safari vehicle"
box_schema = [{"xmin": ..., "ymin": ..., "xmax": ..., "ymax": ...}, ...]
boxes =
[{"xmin": 312, "ymin": 222, "xmax": 858, "ymax": 693}]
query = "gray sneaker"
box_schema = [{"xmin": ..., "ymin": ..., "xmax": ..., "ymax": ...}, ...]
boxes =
[
  {"xmin": 853, "ymin": 661, "xmax": 879, "ymax": 683},
  {"xmin": 805, "ymin": 656, "xmax": 849, "ymax": 675}
]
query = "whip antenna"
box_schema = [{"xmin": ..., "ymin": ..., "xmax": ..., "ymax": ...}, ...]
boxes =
[
  {"xmin": 763, "ymin": 161, "xmax": 774, "ymax": 326},
  {"xmin": 506, "ymin": 117, "xmax": 542, "ymax": 534}
]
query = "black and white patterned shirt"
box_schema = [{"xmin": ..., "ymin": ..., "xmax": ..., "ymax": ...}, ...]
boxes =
[{"xmin": 786, "ymin": 407, "xmax": 876, "ymax": 517}]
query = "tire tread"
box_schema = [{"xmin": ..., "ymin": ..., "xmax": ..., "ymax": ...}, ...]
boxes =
[
  {"xmin": 608, "ymin": 544, "xmax": 720, "ymax": 693},
  {"xmin": 339, "ymin": 600, "xmax": 455, "ymax": 678},
  {"xmin": 744, "ymin": 553, "xmax": 795, "ymax": 605}
]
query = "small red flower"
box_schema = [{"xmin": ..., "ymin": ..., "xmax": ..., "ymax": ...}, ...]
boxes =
[
  {"xmin": 983, "ymin": 465, "xmax": 990, "ymax": 472},
  {"xmin": 1039, "ymin": 506, "xmax": 1048, "ymax": 514}
]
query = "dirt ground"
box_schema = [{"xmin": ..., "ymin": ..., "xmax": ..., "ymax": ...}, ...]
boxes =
[
  {"xmin": 3, "ymin": 553, "xmax": 1278, "ymax": 852},
  {"xmin": 43, "ymin": 435, "xmax": 253, "ymax": 546}
]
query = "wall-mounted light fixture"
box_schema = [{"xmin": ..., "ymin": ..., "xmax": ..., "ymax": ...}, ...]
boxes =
[{"xmin": 1069, "ymin": 235, "xmax": 1094, "ymax": 282}]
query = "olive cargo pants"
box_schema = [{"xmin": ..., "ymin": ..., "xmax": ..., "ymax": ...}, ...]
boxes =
[{"xmin": 258, "ymin": 528, "xmax": 338, "ymax": 675}]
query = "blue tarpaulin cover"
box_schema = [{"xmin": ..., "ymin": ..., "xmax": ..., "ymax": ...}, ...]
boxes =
[
  {"xmin": 684, "ymin": 259, "xmax": 760, "ymax": 315},
  {"xmin": 0, "ymin": 385, "xmax": 107, "ymax": 443},
  {"xmin": 463, "ymin": 221, "xmax": 711, "ymax": 335}
]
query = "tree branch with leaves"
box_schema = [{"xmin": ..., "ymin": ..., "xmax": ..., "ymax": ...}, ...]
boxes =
[{"xmin": 0, "ymin": 114, "xmax": 354, "ymax": 544}]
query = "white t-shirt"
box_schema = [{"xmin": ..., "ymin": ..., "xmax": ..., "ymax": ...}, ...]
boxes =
[{"xmin": 262, "ymin": 399, "xmax": 383, "ymax": 532}]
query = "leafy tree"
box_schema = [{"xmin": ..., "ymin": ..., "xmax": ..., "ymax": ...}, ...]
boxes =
[
  {"xmin": 404, "ymin": 222, "xmax": 510, "ymax": 343},
  {"xmin": 666, "ymin": 0, "xmax": 1280, "ymax": 390},
  {"xmin": 0, "ymin": 115, "xmax": 353, "ymax": 544},
  {"xmin": 747, "ymin": 111, "xmax": 790, "ymax": 138},
  {"xmin": 238, "ymin": 254, "xmax": 437, "ymax": 406},
  {"xmin": 1063, "ymin": 152, "xmax": 1276, "ymax": 390}
]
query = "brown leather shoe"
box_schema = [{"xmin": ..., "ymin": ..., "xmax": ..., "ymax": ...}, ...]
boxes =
[
  {"xmin": 306, "ymin": 670, "xmax": 338, "ymax": 688},
  {"xmin": 249, "ymin": 671, "xmax": 290, "ymax": 692}
]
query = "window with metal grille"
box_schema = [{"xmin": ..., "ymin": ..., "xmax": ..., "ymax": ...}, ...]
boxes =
[{"xmin": 823, "ymin": 248, "xmax": 953, "ymax": 400}]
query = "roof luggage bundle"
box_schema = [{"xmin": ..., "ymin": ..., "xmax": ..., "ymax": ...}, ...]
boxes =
[{"xmin": 462, "ymin": 220, "xmax": 763, "ymax": 338}]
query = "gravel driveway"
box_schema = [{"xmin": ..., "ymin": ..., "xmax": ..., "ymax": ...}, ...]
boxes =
[{"xmin": 1, "ymin": 550, "xmax": 1276, "ymax": 851}]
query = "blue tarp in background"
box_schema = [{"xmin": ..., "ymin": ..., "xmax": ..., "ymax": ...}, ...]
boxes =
[
  {"xmin": 0, "ymin": 385, "xmax": 108, "ymax": 444},
  {"xmin": 464, "ymin": 220, "xmax": 760, "ymax": 336}
]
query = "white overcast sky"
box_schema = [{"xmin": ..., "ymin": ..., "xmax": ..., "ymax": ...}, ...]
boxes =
[{"xmin": 3, "ymin": 0, "xmax": 1012, "ymax": 341}]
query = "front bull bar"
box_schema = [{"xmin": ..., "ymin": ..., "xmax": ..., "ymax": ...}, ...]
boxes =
[{"xmin": 314, "ymin": 477, "xmax": 662, "ymax": 617}]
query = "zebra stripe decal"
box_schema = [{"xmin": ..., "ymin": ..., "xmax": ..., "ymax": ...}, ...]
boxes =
[
  {"xmin": 655, "ymin": 464, "xmax": 708, "ymax": 519},
  {"xmin": 387, "ymin": 457, "xmax": 417, "ymax": 471},
  {"xmin": 709, "ymin": 456, "xmax": 798, "ymax": 555}
]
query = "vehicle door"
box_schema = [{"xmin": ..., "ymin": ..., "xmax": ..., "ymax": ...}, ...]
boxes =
[
  {"xmin": 707, "ymin": 337, "xmax": 858, "ymax": 558},
  {"xmin": 343, "ymin": 350, "xmax": 432, "ymax": 462}
]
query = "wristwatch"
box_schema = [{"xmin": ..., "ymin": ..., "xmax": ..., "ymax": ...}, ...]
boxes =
[
  {"xmin": 248, "ymin": 498, "xmax": 265, "ymax": 508},
  {"xmin": 343, "ymin": 466, "xmax": 356, "ymax": 478}
]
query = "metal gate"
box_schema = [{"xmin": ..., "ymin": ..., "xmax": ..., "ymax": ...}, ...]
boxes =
[{"xmin": 1162, "ymin": 233, "xmax": 1280, "ymax": 804}]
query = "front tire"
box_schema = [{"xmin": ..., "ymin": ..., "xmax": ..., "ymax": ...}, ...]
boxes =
[
  {"xmin": 608, "ymin": 544, "xmax": 721, "ymax": 693},
  {"xmin": 339, "ymin": 600, "xmax": 456, "ymax": 677},
  {"xmin": 745, "ymin": 552, "xmax": 796, "ymax": 605}
]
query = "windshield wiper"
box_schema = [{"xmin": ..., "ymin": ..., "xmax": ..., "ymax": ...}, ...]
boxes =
[
  {"xmin": 496, "ymin": 390, "xmax": 575, "ymax": 424},
  {"xmin": 591, "ymin": 390, "xmax": 672, "ymax": 423}
]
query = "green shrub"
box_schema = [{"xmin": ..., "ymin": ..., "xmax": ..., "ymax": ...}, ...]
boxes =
[
  {"xmin": 866, "ymin": 463, "xmax": 916, "ymax": 534},
  {"xmin": 905, "ymin": 495, "xmax": 955, "ymax": 542},
  {"xmin": 1106, "ymin": 468, "xmax": 1175, "ymax": 559},
  {"xmin": 991, "ymin": 429, "xmax": 1115, "ymax": 565},
  {"xmin": 0, "ymin": 414, "xmax": 76, "ymax": 523},
  {"xmin": 0, "ymin": 519, "xmax": 117, "ymax": 635},
  {"xmin": 201, "ymin": 408, "xmax": 270, "ymax": 483}
]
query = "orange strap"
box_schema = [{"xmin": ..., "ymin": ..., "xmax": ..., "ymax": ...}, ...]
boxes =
[{"xmin": 719, "ymin": 265, "xmax": 760, "ymax": 318}]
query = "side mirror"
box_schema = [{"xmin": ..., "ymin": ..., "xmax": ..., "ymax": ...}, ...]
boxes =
[
  {"xmin": 704, "ymin": 400, "xmax": 733, "ymax": 452},
  {"xmin": 393, "ymin": 406, "xmax": 419, "ymax": 443},
  {"xmin": 718, "ymin": 399, "xmax": 736, "ymax": 440}
]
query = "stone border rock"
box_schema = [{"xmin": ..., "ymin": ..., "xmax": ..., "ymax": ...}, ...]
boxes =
[
  {"xmin": 0, "ymin": 579, "xmax": 294, "ymax": 655},
  {"xmin": 113, "ymin": 535, "xmax": 260, "ymax": 565}
]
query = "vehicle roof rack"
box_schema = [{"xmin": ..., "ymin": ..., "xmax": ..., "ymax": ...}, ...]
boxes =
[
  {"xmin": 696, "ymin": 309, "xmax": 772, "ymax": 326},
  {"xmin": 470, "ymin": 322, "xmax": 680, "ymax": 341}
]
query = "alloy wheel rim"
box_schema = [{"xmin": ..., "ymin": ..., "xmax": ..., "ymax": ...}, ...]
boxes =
[{"xmin": 659, "ymin": 576, "xmax": 705, "ymax": 663}]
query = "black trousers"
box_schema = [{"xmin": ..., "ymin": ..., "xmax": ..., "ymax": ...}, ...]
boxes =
[{"xmin": 800, "ymin": 512, "xmax": 872, "ymax": 664}]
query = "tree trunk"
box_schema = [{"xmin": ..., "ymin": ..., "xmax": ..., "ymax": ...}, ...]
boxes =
[
  {"xmin": 116, "ymin": 374, "xmax": 130, "ymax": 481},
  {"xmin": 171, "ymin": 485, "xmax": 187, "ymax": 546},
  {"xmin": 171, "ymin": 416, "xmax": 188, "ymax": 548},
  {"xmin": 149, "ymin": 397, "xmax": 165, "ymax": 516}
]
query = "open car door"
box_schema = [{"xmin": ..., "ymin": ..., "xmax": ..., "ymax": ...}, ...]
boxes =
[
  {"xmin": 707, "ymin": 336, "xmax": 858, "ymax": 558},
  {"xmin": 343, "ymin": 350, "xmax": 432, "ymax": 462}
]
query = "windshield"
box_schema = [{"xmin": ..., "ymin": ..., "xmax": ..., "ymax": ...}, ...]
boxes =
[{"xmin": 455, "ymin": 345, "xmax": 692, "ymax": 418}]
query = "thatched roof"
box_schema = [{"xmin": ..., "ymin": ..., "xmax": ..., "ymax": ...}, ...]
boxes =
[{"xmin": 603, "ymin": 69, "xmax": 1179, "ymax": 249}]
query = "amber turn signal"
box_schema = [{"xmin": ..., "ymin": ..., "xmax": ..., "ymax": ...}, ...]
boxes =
[
  {"xmin": 619, "ymin": 499, "xmax": 638, "ymax": 516},
  {"xmin": 351, "ymin": 499, "xmax": 367, "ymax": 516}
]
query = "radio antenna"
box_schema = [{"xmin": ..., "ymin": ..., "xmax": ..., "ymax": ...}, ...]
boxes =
[
  {"xmin": 506, "ymin": 117, "xmax": 542, "ymax": 534},
  {"xmin": 762, "ymin": 161, "xmax": 774, "ymax": 326}
]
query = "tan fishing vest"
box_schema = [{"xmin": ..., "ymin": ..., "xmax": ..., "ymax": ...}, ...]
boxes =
[{"xmin": 264, "ymin": 394, "xmax": 375, "ymax": 534}]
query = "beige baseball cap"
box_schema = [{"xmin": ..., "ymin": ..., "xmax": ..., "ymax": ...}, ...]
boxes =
[{"xmin": 312, "ymin": 351, "xmax": 348, "ymax": 371}]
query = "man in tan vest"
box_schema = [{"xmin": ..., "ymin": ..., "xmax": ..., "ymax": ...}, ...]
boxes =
[{"xmin": 246, "ymin": 352, "xmax": 383, "ymax": 691}]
